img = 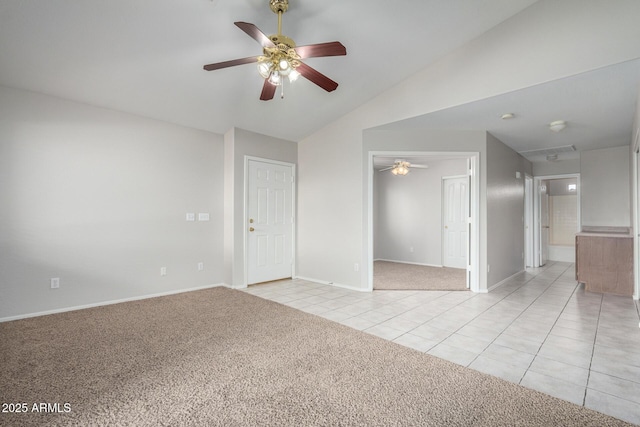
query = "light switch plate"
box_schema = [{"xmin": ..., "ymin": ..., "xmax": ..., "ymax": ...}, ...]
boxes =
[
  {"xmin": 186, "ymin": 213, "xmax": 196, "ymax": 221},
  {"xmin": 198, "ymin": 213, "xmax": 210, "ymax": 221}
]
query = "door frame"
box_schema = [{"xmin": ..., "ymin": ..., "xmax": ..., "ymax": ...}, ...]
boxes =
[
  {"xmin": 632, "ymin": 131, "xmax": 639, "ymax": 300},
  {"xmin": 243, "ymin": 156, "xmax": 296, "ymax": 287},
  {"xmin": 524, "ymin": 174, "xmax": 534, "ymax": 268},
  {"xmin": 533, "ymin": 173, "xmax": 580, "ymax": 267},
  {"xmin": 367, "ymin": 151, "xmax": 480, "ymax": 292},
  {"xmin": 441, "ymin": 175, "xmax": 469, "ymax": 277}
]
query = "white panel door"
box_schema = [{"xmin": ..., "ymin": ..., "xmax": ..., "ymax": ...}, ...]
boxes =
[
  {"xmin": 540, "ymin": 184, "xmax": 549, "ymax": 266},
  {"xmin": 443, "ymin": 176, "xmax": 468, "ymax": 269},
  {"xmin": 524, "ymin": 176, "xmax": 534, "ymax": 268},
  {"xmin": 247, "ymin": 159, "xmax": 293, "ymax": 285}
]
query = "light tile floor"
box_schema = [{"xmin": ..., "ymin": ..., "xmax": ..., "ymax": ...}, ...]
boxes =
[{"xmin": 242, "ymin": 262, "xmax": 640, "ymax": 425}]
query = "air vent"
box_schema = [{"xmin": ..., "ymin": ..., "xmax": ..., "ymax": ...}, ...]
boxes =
[{"xmin": 518, "ymin": 145, "xmax": 576, "ymax": 157}]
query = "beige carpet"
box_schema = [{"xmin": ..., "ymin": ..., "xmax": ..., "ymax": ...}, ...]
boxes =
[
  {"xmin": 374, "ymin": 260, "xmax": 467, "ymax": 290},
  {"xmin": 0, "ymin": 288, "xmax": 632, "ymax": 426}
]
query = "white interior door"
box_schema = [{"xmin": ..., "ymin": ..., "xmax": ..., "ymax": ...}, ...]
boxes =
[
  {"xmin": 634, "ymin": 145, "xmax": 640, "ymax": 299},
  {"xmin": 525, "ymin": 176, "xmax": 534, "ymax": 267},
  {"xmin": 247, "ymin": 159, "xmax": 294, "ymax": 285},
  {"xmin": 539, "ymin": 183, "xmax": 549, "ymax": 266},
  {"xmin": 443, "ymin": 176, "xmax": 468, "ymax": 269}
]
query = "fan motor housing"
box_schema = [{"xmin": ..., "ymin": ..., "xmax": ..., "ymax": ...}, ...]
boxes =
[
  {"xmin": 269, "ymin": 34, "xmax": 296, "ymax": 48},
  {"xmin": 270, "ymin": 0, "xmax": 288, "ymax": 14}
]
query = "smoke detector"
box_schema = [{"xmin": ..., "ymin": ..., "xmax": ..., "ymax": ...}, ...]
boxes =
[{"xmin": 549, "ymin": 120, "xmax": 567, "ymax": 132}]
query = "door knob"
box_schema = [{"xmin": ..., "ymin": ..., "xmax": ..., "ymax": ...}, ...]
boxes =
[{"xmin": 249, "ymin": 227, "xmax": 255, "ymax": 232}]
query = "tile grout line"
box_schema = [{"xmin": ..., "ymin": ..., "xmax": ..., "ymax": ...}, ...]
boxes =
[
  {"xmin": 349, "ymin": 289, "xmax": 474, "ymax": 334},
  {"xmin": 513, "ymin": 263, "xmax": 583, "ymax": 386},
  {"xmin": 478, "ymin": 263, "xmax": 578, "ymax": 383},
  {"xmin": 393, "ymin": 263, "xmax": 563, "ymax": 363},
  {"xmin": 389, "ymin": 269, "xmax": 543, "ymax": 351},
  {"xmin": 582, "ymin": 291, "xmax": 604, "ymax": 406}
]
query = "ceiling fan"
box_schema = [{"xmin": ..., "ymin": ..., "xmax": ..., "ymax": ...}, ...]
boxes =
[
  {"xmin": 378, "ymin": 160, "xmax": 429, "ymax": 176},
  {"xmin": 203, "ymin": 0, "xmax": 347, "ymax": 101}
]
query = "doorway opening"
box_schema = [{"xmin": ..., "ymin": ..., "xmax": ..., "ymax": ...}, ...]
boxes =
[
  {"xmin": 367, "ymin": 152, "xmax": 479, "ymax": 292},
  {"xmin": 533, "ymin": 174, "xmax": 580, "ymax": 267}
]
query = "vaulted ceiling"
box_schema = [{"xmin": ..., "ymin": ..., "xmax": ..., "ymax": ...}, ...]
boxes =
[
  {"xmin": 1, "ymin": 0, "xmax": 638, "ymax": 159},
  {"xmin": 0, "ymin": 0, "xmax": 537, "ymax": 141}
]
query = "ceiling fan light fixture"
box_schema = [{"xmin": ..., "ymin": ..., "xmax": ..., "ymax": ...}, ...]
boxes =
[
  {"xmin": 288, "ymin": 69, "xmax": 300, "ymax": 82},
  {"xmin": 391, "ymin": 161, "xmax": 410, "ymax": 176},
  {"xmin": 279, "ymin": 62, "xmax": 293, "ymax": 77},
  {"xmin": 257, "ymin": 59, "xmax": 272, "ymax": 78},
  {"xmin": 268, "ymin": 71, "xmax": 281, "ymax": 86}
]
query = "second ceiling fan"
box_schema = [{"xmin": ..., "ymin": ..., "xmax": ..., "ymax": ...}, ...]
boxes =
[
  {"xmin": 379, "ymin": 160, "xmax": 429, "ymax": 176},
  {"xmin": 203, "ymin": 0, "xmax": 347, "ymax": 101}
]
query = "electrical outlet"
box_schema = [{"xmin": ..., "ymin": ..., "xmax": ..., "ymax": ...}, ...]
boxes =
[
  {"xmin": 160, "ymin": 267, "xmax": 167, "ymax": 276},
  {"xmin": 410, "ymin": 246, "xmax": 414, "ymax": 253},
  {"xmin": 487, "ymin": 264, "xmax": 491, "ymax": 273},
  {"xmin": 354, "ymin": 263, "xmax": 359, "ymax": 272},
  {"xmin": 50, "ymin": 278, "xmax": 60, "ymax": 289},
  {"xmin": 198, "ymin": 262, "xmax": 204, "ymax": 271}
]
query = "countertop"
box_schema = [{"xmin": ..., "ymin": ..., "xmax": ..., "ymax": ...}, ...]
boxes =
[{"xmin": 576, "ymin": 226, "xmax": 632, "ymax": 238}]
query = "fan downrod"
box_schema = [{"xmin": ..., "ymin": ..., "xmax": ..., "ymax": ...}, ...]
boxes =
[{"xmin": 268, "ymin": 0, "xmax": 294, "ymax": 48}]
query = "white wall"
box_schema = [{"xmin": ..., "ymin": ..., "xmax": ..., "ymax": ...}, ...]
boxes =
[
  {"xmin": 580, "ymin": 146, "xmax": 631, "ymax": 227},
  {"xmin": 486, "ymin": 133, "xmax": 532, "ymax": 287},
  {"xmin": 532, "ymin": 159, "xmax": 580, "ymax": 177},
  {"xmin": 0, "ymin": 86, "xmax": 224, "ymax": 319},
  {"xmin": 374, "ymin": 159, "xmax": 467, "ymax": 266},
  {"xmin": 224, "ymin": 127, "xmax": 297, "ymax": 288},
  {"xmin": 297, "ymin": 0, "xmax": 640, "ymax": 291}
]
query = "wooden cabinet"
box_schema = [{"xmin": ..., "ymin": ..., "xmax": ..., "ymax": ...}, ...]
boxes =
[{"xmin": 575, "ymin": 232, "xmax": 633, "ymax": 296}]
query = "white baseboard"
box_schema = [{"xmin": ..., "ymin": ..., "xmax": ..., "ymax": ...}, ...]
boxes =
[
  {"xmin": 375, "ymin": 259, "xmax": 443, "ymax": 268},
  {"xmin": 294, "ymin": 276, "xmax": 369, "ymax": 292},
  {"xmin": 487, "ymin": 270, "xmax": 525, "ymax": 293},
  {"xmin": 0, "ymin": 283, "xmax": 227, "ymax": 323}
]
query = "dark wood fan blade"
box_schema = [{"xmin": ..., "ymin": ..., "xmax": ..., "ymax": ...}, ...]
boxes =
[
  {"xmin": 295, "ymin": 41, "xmax": 346, "ymax": 59},
  {"xmin": 260, "ymin": 80, "xmax": 277, "ymax": 101},
  {"xmin": 235, "ymin": 22, "xmax": 275, "ymax": 48},
  {"xmin": 296, "ymin": 62, "xmax": 339, "ymax": 92},
  {"xmin": 203, "ymin": 56, "xmax": 261, "ymax": 71}
]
